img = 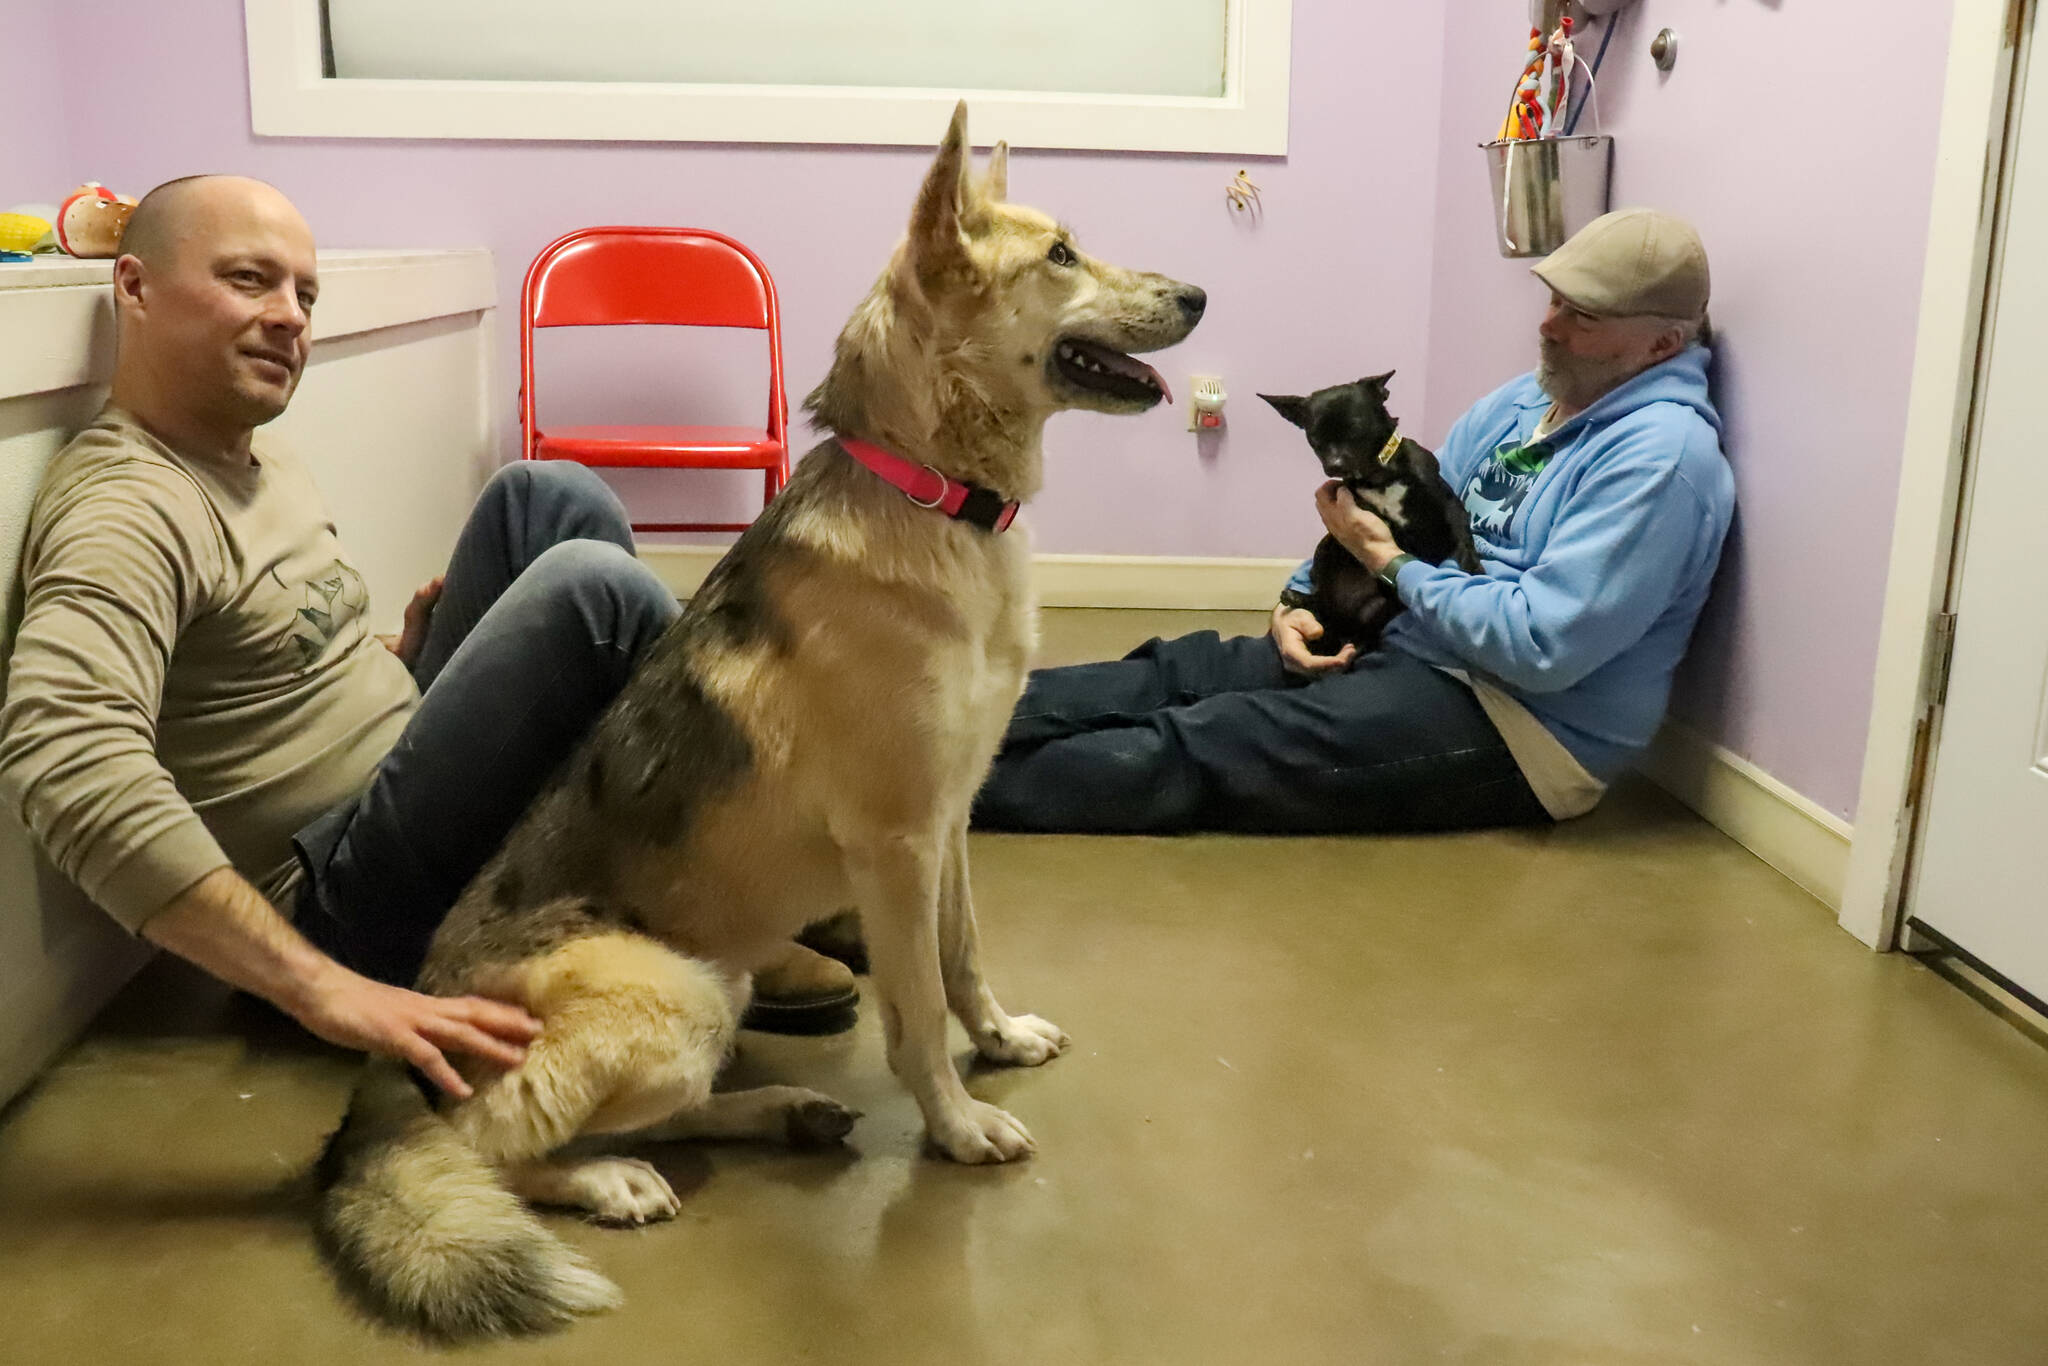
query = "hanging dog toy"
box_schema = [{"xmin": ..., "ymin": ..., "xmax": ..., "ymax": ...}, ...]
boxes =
[
  {"xmin": 1225, "ymin": 168, "xmax": 1263, "ymax": 217},
  {"xmin": 1499, "ymin": 27, "xmax": 1548, "ymax": 140},
  {"xmin": 1547, "ymin": 15, "xmax": 1576, "ymax": 135},
  {"xmin": 1553, "ymin": 14, "xmax": 1606, "ymax": 139}
]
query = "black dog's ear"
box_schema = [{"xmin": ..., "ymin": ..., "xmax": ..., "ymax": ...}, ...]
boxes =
[
  {"xmin": 1259, "ymin": 393, "xmax": 1310, "ymax": 428},
  {"xmin": 1361, "ymin": 371, "xmax": 1395, "ymax": 398}
]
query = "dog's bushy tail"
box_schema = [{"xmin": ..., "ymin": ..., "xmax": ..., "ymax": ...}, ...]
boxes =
[{"xmin": 314, "ymin": 1060, "xmax": 620, "ymax": 1343}]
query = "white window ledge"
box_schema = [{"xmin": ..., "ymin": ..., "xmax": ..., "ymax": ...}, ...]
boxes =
[{"xmin": 244, "ymin": 0, "xmax": 1292, "ymax": 154}]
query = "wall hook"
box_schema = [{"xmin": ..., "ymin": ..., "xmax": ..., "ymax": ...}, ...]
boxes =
[{"xmin": 1225, "ymin": 169, "xmax": 1263, "ymax": 218}]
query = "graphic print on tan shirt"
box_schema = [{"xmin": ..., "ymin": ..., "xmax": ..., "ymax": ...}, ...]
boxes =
[{"xmin": 0, "ymin": 407, "xmax": 419, "ymax": 931}]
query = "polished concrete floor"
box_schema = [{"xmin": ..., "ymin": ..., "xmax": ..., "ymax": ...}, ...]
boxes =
[{"xmin": 4, "ymin": 610, "xmax": 2047, "ymax": 1365}]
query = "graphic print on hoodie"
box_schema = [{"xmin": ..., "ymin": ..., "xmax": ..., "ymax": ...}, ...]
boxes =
[{"xmin": 1461, "ymin": 440, "xmax": 1553, "ymax": 543}]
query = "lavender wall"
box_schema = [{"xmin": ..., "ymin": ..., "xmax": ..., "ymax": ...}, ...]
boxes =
[
  {"xmin": 1421, "ymin": 1, "xmax": 1950, "ymax": 822},
  {"xmin": 3, "ymin": 5, "xmax": 75, "ymax": 210},
  {"xmin": 34, "ymin": 0, "xmax": 1449, "ymax": 555},
  {"xmin": 20, "ymin": 0, "xmax": 1954, "ymax": 819}
]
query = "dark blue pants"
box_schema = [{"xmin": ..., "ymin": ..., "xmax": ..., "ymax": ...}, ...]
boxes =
[
  {"xmin": 295, "ymin": 462, "xmax": 680, "ymax": 985},
  {"xmin": 972, "ymin": 631, "xmax": 1549, "ymax": 835}
]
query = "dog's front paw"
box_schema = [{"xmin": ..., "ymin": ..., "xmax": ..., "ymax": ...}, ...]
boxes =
[
  {"xmin": 928, "ymin": 1099, "xmax": 1037, "ymax": 1164},
  {"xmin": 975, "ymin": 1013, "xmax": 1071, "ymax": 1067}
]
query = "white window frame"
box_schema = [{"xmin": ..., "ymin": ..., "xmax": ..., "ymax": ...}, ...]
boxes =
[{"xmin": 244, "ymin": 0, "xmax": 1291, "ymax": 154}]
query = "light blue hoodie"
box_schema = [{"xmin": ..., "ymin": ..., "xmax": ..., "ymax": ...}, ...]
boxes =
[{"xmin": 1284, "ymin": 346, "xmax": 1734, "ymax": 781}]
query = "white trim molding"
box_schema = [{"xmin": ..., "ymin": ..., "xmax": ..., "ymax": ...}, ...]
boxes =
[
  {"xmin": 1029, "ymin": 553, "xmax": 1301, "ymax": 609},
  {"xmin": 648, "ymin": 541, "xmax": 1859, "ymax": 906},
  {"xmin": 639, "ymin": 545, "xmax": 1299, "ymax": 610},
  {"xmin": 1639, "ymin": 722, "xmax": 1855, "ymax": 912},
  {"xmin": 244, "ymin": 0, "xmax": 1293, "ymax": 154},
  {"xmin": 1841, "ymin": 0, "xmax": 2022, "ymax": 949}
]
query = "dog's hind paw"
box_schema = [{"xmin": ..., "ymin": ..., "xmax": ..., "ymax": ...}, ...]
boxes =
[
  {"xmin": 975, "ymin": 1012, "xmax": 1071, "ymax": 1067},
  {"xmin": 576, "ymin": 1157, "xmax": 681, "ymax": 1226}
]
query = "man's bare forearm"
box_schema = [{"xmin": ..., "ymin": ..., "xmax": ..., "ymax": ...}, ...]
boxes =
[
  {"xmin": 139, "ymin": 865, "xmax": 542, "ymax": 1096},
  {"xmin": 141, "ymin": 866, "xmax": 341, "ymax": 1016}
]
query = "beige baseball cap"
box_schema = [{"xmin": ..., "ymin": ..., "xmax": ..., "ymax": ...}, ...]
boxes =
[{"xmin": 1531, "ymin": 208, "xmax": 1710, "ymax": 320}]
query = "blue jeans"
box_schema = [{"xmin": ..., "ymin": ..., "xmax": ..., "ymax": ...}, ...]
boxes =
[
  {"xmin": 294, "ymin": 462, "xmax": 680, "ymax": 985},
  {"xmin": 972, "ymin": 631, "xmax": 1549, "ymax": 834}
]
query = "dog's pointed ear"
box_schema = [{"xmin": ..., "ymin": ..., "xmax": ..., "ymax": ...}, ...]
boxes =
[
  {"xmin": 982, "ymin": 141, "xmax": 1010, "ymax": 203},
  {"xmin": 1260, "ymin": 393, "xmax": 1310, "ymax": 429},
  {"xmin": 908, "ymin": 101, "xmax": 975, "ymax": 289},
  {"xmin": 1363, "ymin": 371, "xmax": 1395, "ymax": 398}
]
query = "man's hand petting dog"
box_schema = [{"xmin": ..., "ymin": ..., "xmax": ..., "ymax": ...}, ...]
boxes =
[
  {"xmin": 293, "ymin": 961, "xmax": 542, "ymax": 1099},
  {"xmin": 1271, "ymin": 603, "xmax": 1357, "ymax": 675},
  {"xmin": 1313, "ymin": 480, "xmax": 1403, "ymax": 574}
]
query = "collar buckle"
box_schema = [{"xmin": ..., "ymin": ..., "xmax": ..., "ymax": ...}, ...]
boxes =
[{"xmin": 837, "ymin": 436, "xmax": 1021, "ymax": 534}]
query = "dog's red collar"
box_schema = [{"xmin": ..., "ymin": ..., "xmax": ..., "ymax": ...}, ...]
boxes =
[{"xmin": 837, "ymin": 437, "xmax": 1020, "ymax": 534}]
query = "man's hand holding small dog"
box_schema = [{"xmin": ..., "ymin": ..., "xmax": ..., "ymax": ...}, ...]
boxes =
[
  {"xmin": 1270, "ymin": 603, "xmax": 1357, "ymax": 675},
  {"xmin": 1314, "ymin": 480, "xmax": 1402, "ymax": 574}
]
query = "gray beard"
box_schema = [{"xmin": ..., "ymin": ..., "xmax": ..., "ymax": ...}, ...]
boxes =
[{"xmin": 1537, "ymin": 345, "xmax": 1645, "ymax": 412}]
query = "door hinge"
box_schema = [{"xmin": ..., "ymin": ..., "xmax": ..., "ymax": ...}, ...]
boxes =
[{"xmin": 1929, "ymin": 611, "xmax": 1960, "ymax": 708}]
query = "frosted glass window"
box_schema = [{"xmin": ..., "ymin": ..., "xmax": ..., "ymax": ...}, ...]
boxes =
[
  {"xmin": 327, "ymin": 0, "xmax": 1230, "ymax": 99},
  {"xmin": 249, "ymin": 1, "xmax": 1289, "ymax": 151}
]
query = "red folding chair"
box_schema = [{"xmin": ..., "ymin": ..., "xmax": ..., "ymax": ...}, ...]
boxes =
[{"xmin": 519, "ymin": 226, "xmax": 789, "ymax": 533}]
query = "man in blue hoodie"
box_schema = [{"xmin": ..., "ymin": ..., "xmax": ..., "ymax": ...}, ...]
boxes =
[{"xmin": 972, "ymin": 209, "xmax": 1734, "ymax": 834}]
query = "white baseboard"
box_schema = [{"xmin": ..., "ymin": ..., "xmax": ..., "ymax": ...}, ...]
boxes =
[
  {"xmin": 639, "ymin": 544, "xmax": 1850, "ymax": 907},
  {"xmin": 1637, "ymin": 721, "xmax": 1854, "ymax": 910},
  {"xmin": 637, "ymin": 545, "xmax": 1300, "ymax": 611}
]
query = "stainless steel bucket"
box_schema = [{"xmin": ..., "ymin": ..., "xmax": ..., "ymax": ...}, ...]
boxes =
[{"xmin": 1482, "ymin": 134, "xmax": 1614, "ymax": 258}]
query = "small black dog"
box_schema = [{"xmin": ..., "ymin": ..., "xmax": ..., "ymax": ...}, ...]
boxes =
[{"xmin": 1260, "ymin": 372, "xmax": 1481, "ymax": 655}]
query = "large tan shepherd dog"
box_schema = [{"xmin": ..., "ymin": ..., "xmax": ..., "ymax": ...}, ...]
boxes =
[{"xmin": 314, "ymin": 102, "xmax": 1204, "ymax": 1341}]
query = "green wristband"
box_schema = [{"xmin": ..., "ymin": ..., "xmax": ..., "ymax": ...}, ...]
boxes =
[{"xmin": 1376, "ymin": 553, "xmax": 1417, "ymax": 592}]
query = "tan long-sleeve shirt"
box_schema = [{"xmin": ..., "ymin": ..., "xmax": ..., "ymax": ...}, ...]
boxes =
[{"xmin": 0, "ymin": 407, "xmax": 420, "ymax": 932}]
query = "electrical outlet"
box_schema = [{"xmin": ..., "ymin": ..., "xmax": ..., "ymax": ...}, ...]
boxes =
[{"xmin": 1188, "ymin": 374, "xmax": 1227, "ymax": 431}]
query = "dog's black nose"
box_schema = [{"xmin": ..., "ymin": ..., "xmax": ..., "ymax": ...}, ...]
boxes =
[{"xmin": 1177, "ymin": 287, "xmax": 1207, "ymax": 321}]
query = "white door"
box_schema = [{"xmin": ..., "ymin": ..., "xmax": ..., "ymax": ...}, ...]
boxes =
[{"xmin": 1907, "ymin": 12, "xmax": 2048, "ymax": 1000}]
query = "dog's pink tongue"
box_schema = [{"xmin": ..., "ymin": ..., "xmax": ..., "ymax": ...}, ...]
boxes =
[
  {"xmin": 1108, "ymin": 352, "xmax": 1170, "ymax": 402},
  {"xmin": 1142, "ymin": 361, "xmax": 1173, "ymax": 404}
]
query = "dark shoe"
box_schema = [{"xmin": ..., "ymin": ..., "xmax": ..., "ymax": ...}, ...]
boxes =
[
  {"xmin": 742, "ymin": 941, "xmax": 859, "ymax": 1035},
  {"xmin": 796, "ymin": 909, "xmax": 869, "ymax": 975}
]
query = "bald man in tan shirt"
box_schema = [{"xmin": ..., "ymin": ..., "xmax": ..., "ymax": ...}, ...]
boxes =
[{"xmin": 0, "ymin": 177, "xmax": 848, "ymax": 1093}]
